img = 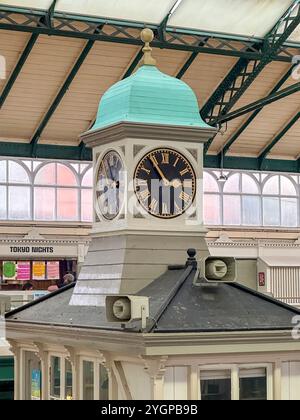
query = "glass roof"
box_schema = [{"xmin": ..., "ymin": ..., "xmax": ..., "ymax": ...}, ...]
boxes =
[
  {"xmin": 168, "ymin": 0, "xmax": 294, "ymax": 38},
  {"xmin": 1, "ymin": 0, "xmax": 300, "ymax": 42}
]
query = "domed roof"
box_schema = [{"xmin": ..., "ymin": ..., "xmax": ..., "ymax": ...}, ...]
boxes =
[
  {"xmin": 91, "ymin": 64, "xmax": 211, "ymax": 131},
  {"xmin": 90, "ymin": 28, "xmax": 212, "ymax": 133}
]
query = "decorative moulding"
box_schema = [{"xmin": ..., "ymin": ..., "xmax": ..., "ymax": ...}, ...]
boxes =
[{"xmin": 81, "ymin": 121, "xmax": 217, "ymax": 148}]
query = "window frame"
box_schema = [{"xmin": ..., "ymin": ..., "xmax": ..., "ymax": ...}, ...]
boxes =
[
  {"xmin": 198, "ymin": 363, "xmax": 273, "ymax": 401},
  {"xmin": 48, "ymin": 353, "xmax": 74, "ymax": 401},
  {"xmin": 79, "ymin": 357, "xmax": 109, "ymax": 401},
  {"xmin": 204, "ymin": 169, "xmax": 300, "ymax": 228},
  {"xmin": 0, "ymin": 158, "xmax": 93, "ymax": 223}
]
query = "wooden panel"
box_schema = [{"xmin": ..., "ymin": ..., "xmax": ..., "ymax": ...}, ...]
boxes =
[
  {"xmin": 0, "ymin": 30, "xmax": 30, "ymax": 93},
  {"xmin": 270, "ymin": 117, "xmax": 300, "ymax": 158},
  {"xmin": 0, "ymin": 35, "xmax": 85, "ymax": 141},
  {"xmin": 183, "ymin": 53, "xmax": 237, "ymax": 108},
  {"xmin": 41, "ymin": 42, "xmax": 140, "ymax": 144}
]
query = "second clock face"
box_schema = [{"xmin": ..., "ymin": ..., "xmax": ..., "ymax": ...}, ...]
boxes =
[
  {"xmin": 96, "ymin": 150, "xmax": 124, "ymax": 220},
  {"xmin": 134, "ymin": 148, "xmax": 196, "ymax": 219}
]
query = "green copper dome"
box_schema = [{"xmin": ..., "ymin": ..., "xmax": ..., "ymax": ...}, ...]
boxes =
[{"xmin": 90, "ymin": 65, "xmax": 211, "ymax": 131}]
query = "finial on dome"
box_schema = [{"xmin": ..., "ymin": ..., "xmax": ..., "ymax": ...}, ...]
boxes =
[{"xmin": 140, "ymin": 28, "xmax": 156, "ymax": 66}]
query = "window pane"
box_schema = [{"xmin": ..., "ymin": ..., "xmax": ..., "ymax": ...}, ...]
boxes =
[
  {"xmin": 280, "ymin": 176, "xmax": 296, "ymax": 196},
  {"xmin": 281, "ymin": 198, "xmax": 297, "ymax": 227},
  {"xmin": 24, "ymin": 351, "xmax": 42, "ymax": 400},
  {"xmin": 57, "ymin": 189, "xmax": 78, "ymax": 221},
  {"xmin": 263, "ymin": 176, "xmax": 279, "ymax": 195},
  {"xmin": 99, "ymin": 365, "xmax": 109, "ymax": 400},
  {"xmin": 0, "ymin": 186, "xmax": 7, "ymax": 219},
  {"xmin": 8, "ymin": 161, "xmax": 29, "ymax": 184},
  {"xmin": 203, "ymin": 172, "xmax": 219, "ymax": 193},
  {"xmin": 239, "ymin": 369, "xmax": 266, "ymax": 401},
  {"xmin": 82, "ymin": 168, "xmax": 93, "ymax": 187},
  {"xmin": 65, "ymin": 360, "xmax": 73, "ymax": 400},
  {"xmin": 0, "ymin": 160, "xmax": 7, "ymax": 182},
  {"xmin": 242, "ymin": 196, "xmax": 260, "ymax": 226},
  {"xmin": 8, "ymin": 186, "xmax": 31, "ymax": 220},
  {"xmin": 242, "ymin": 174, "xmax": 259, "ymax": 194},
  {"xmin": 35, "ymin": 163, "xmax": 56, "ymax": 185},
  {"xmin": 34, "ymin": 187, "xmax": 55, "ymax": 220},
  {"xmin": 204, "ymin": 195, "xmax": 220, "ymax": 225},
  {"xmin": 50, "ymin": 356, "xmax": 61, "ymax": 399},
  {"xmin": 81, "ymin": 189, "xmax": 93, "ymax": 222},
  {"xmin": 83, "ymin": 361, "xmax": 94, "ymax": 400},
  {"xmin": 223, "ymin": 174, "xmax": 240, "ymax": 193},
  {"xmin": 57, "ymin": 164, "xmax": 77, "ymax": 186},
  {"xmin": 201, "ymin": 371, "xmax": 231, "ymax": 401},
  {"xmin": 263, "ymin": 197, "xmax": 280, "ymax": 226},
  {"xmin": 223, "ymin": 195, "xmax": 241, "ymax": 225}
]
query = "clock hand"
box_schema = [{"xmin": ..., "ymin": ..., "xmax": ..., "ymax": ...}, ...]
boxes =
[
  {"xmin": 170, "ymin": 179, "xmax": 182, "ymax": 189},
  {"xmin": 149, "ymin": 156, "xmax": 169, "ymax": 186}
]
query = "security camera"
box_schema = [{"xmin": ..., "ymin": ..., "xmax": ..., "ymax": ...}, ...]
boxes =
[
  {"xmin": 106, "ymin": 295, "xmax": 149, "ymax": 329},
  {"xmin": 195, "ymin": 257, "xmax": 236, "ymax": 284}
]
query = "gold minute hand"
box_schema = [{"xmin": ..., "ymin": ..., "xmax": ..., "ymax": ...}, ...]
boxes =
[{"xmin": 149, "ymin": 156, "xmax": 169, "ymax": 186}]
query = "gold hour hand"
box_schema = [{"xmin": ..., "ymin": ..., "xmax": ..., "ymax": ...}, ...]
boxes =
[{"xmin": 149, "ymin": 155, "xmax": 169, "ymax": 186}]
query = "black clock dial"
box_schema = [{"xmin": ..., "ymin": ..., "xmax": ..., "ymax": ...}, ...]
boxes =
[
  {"xmin": 134, "ymin": 148, "xmax": 196, "ymax": 219},
  {"xmin": 96, "ymin": 150, "xmax": 124, "ymax": 220}
]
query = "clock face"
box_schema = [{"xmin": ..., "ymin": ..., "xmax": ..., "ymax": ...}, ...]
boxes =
[
  {"xmin": 96, "ymin": 150, "xmax": 124, "ymax": 220},
  {"xmin": 134, "ymin": 148, "xmax": 196, "ymax": 219}
]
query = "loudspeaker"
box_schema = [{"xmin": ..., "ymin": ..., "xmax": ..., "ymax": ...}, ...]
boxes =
[{"xmin": 106, "ymin": 295, "xmax": 149, "ymax": 325}]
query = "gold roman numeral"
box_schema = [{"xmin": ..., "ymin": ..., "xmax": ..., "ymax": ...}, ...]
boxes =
[
  {"xmin": 140, "ymin": 189, "xmax": 151, "ymax": 201},
  {"xmin": 140, "ymin": 165, "xmax": 150, "ymax": 175},
  {"xmin": 149, "ymin": 198, "xmax": 158, "ymax": 213},
  {"xmin": 136, "ymin": 178, "xmax": 148, "ymax": 187},
  {"xmin": 180, "ymin": 167, "xmax": 189, "ymax": 176},
  {"xmin": 174, "ymin": 203, "xmax": 182, "ymax": 213},
  {"xmin": 173, "ymin": 157, "xmax": 179, "ymax": 168},
  {"xmin": 161, "ymin": 153, "xmax": 169, "ymax": 164},
  {"xmin": 179, "ymin": 191, "xmax": 191, "ymax": 203}
]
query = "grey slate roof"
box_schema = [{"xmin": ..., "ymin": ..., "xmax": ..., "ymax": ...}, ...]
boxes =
[{"xmin": 5, "ymin": 263, "xmax": 300, "ymax": 333}]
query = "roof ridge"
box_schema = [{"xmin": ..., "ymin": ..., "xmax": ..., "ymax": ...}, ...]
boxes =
[
  {"xmin": 147, "ymin": 265, "xmax": 195, "ymax": 332},
  {"xmin": 5, "ymin": 282, "xmax": 75, "ymax": 319},
  {"xmin": 229, "ymin": 282, "xmax": 300, "ymax": 314}
]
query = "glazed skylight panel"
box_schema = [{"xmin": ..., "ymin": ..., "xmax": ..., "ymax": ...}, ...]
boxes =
[
  {"xmin": 55, "ymin": 0, "xmax": 178, "ymax": 25},
  {"xmin": 0, "ymin": 0, "xmax": 53, "ymax": 10},
  {"xmin": 168, "ymin": 0, "xmax": 295, "ymax": 39}
]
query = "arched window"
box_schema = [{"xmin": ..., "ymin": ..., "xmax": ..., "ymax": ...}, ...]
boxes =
[
  {"xmin": 35, "ymin": 163, "xmax": 56, "ymax": 185},
  {"xmin": 262, "ymin": 175, "xmax": 298, "ymax": 227},
  {"xmin": 82, "ymin": 168, "xmax": 93, "ymax": 188},
  {"xmin": 34, "ymin": 163, "xmax": 79, "ymax": 221},
  {"xmin": 203, "ymin": 172, "xmax": 220, "ymax": 225},
  {"xmin": 7, "ymin": 161, "xmax": 31, "ymax": 220},
  {"xmin": 241, "ymin": 174, "xmax": 261, "ymax": 226},
  {"xmin": 223, "ymin": 174, "xmax": 241, "ymax": 225},
  {"xmin": 204, "ymin": 172, "xmax": 219, "ymax": 193},
  {"xmin": 81, "ymin": 168, "xmax": 93, "ymax": 222}
]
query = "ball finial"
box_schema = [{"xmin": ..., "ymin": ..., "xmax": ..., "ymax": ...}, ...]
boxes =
[
  {"xmin": 141, "ymin": 28, "xmax": 154, "ymax": 43},
  {"xmin": 139, "ymin": 28, "xmax": 156, "ymax": 67}
]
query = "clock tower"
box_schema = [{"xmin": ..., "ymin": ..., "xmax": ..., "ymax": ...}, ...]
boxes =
[{"xmin": 70, "ymin": 29, "xmax": 217, "ymax": 306}]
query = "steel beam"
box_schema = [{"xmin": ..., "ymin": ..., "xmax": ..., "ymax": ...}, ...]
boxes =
[
  {"xmin": 30, "ymin": 40, "xmax": 95, "ymax": 157},
  {"xmin": 204, "ymin": 154, "xmax": 299, "ymax": 173},
  {"xmin": 219, "ymin": 66, "xmax": 296, "ymax": 157},
  {"xmin": 0, "ymin": 5, "xmax": 296, "ymax": 62},
  {"xmin": 0, "ymin": 140, "xmax": 298, "ymax": 173},
  {"xmin": 258, "ymin": 111, "xmax": 300, "ymax": 165},
  {"xmin": 0, "ymin": 142, "xmax": 92, "ymax": 161},
  {"xmin": 215, "ymin": 81, "xmax": 300, "ymax": 125},
  {"xmin": 203, "ymin": 0, "xmax": 300, "ymax": 153},
  {"xmin": 0, "ymin": 33, "xmax": 38, "ymax": 108}
]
